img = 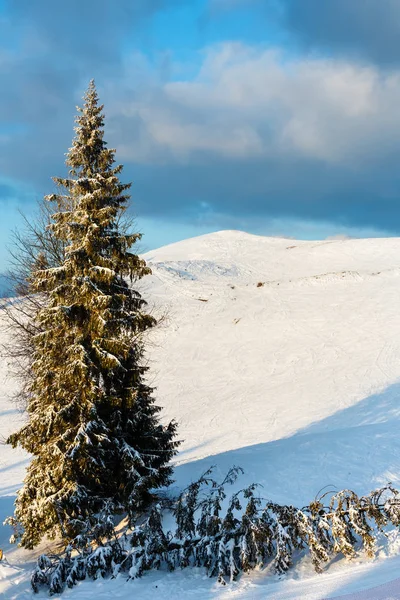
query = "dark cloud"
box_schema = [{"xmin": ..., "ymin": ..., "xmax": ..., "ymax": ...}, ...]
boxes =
[
  {"xmin": 275, "ymin": 0, "xmax": 400, "ymax": 66},
  {"xmin": 130, "ymin": 157, "xmax": 400, "ymax": 235}
]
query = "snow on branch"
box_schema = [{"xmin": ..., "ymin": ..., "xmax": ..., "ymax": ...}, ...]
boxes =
[{"xmin": 28, "ymin": 467, "xmax": 400, "ymax": 594}]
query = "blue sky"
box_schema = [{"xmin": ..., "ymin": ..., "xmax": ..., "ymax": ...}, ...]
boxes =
[{"xmin": 1, "ymin": 0, "xmax": 400, "ymax": 268}]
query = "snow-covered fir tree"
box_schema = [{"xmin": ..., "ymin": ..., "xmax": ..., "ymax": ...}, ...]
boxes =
[{"xmin": 7, "ymin": 80, "xmax": 179, "ymax": 550}]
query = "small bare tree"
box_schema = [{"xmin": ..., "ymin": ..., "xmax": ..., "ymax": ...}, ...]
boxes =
[
  {"xmin": 1, "ymin": 183, "xmax": 138, "ymax": 410},
  {"xmin": 1, "ymin": 194, "xmax": 68, "ymax": 409}
]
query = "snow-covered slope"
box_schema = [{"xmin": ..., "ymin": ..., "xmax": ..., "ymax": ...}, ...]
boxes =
[{"xmin": 3, "ymin": 230, "xmax": 400, "ymax": 599}]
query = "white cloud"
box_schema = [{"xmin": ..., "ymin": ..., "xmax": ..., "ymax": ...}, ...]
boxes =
[{"xmin": 106, "ymin": 43, "xmax": 400, "ymax": 167}]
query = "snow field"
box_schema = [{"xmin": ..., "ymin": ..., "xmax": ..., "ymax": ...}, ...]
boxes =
[{"xmin": 3, "ymin": 230, "xmax": 400, "ymax": 598}]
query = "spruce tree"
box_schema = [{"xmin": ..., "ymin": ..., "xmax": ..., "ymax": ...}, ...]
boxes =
[{"xmin": 7, "ymin": 81, "xmax": 179, "ymax": 550}]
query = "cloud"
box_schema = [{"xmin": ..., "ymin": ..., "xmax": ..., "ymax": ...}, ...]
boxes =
[
  {"xmin": 0, "ymin": 0, "xmax": 181, "ymax": 186},
  {"xmin": 3, "ymin": 0, "xmax": 178, "ymax": 69},
  {"xmin": 273, "ymin": 0, "xmax": 400, "ymax": 66},
  {"xmin": 96, "ymin": 43, "xmax": 400, "ymax": 232},
  {"xmin": 2, "ymin": 4, "xmax": 400, "ymax": 242},
  {"xmin": 108, "ymin": 43, "xmax": 400, "ymax": 169}
]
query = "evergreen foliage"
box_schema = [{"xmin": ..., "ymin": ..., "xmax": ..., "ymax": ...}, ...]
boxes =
[
  {"xmin": 6, "ymin": 81, "xmax": 179, "ymax": 550},
  {"xmin": 29, "ymin": 467, "xmax": 400, "ymax": 594}
]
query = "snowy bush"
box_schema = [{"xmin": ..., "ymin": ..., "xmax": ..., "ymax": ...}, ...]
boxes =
[{"xmin": 29, "ymin": 466, "xmax": 400, "ymax": 594}]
